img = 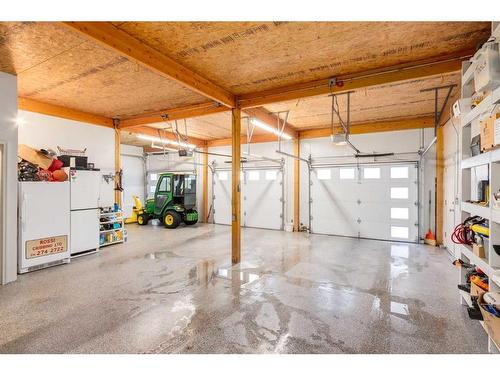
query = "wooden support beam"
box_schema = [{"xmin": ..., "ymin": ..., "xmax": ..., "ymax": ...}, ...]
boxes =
[
  {"xmin": 300, "ymin": 116, "xmax": 434, "ymax": 139},
  {"xmin": 238, "ymin": 56, "xmax": 467, "ymax": 109},
  {"xmin": 207, "ymin": 117, "xmax": 434, "ymax": 147},
  {"xmin": 122, "ymin": 125, "xmax": 206, "ymax": 148},
  {"xmin": 206, "ymin": 133, "xmax": 287, "ymax": 147},
  {"xmin": 114, "ymin": 121, "xmax": 122, "ymax": 207},
  {"xmin": 231, "ymin": 108, "xmax": 241, "ymax": 264},
  {"xmin": 293, "ymin": 137, "xmax": 300, "ymax": 232},
  {"xmin": 203, "ymin": 147, "xmax": 209, "ymax": 223},
  {"xmin": 18, "ymin": 97, "xmax": 114, "ymax": 128},
  {"xmin": 62, "ymin": 22, "xmax": 236, "ymax": 108},
  {"xmin": 243, "ymin": 107, "xmax": 298, "ymax": 137},
  {"xmin": 119, "ymin": 102, "xmax": 229, "ymax": 128},
  {"xmin": 119, "ymin": 104, "xmax": 292, "ymax": 131}
]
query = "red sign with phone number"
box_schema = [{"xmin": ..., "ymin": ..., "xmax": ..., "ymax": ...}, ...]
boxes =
[{"xmin": 25, "ymin": 235, "xmax": 68, "ymax": 259}]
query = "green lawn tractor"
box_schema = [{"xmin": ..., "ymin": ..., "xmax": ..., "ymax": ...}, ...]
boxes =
[{"xmin": 137, "ymin": 172, "xmax": 199, "ymax": 228}]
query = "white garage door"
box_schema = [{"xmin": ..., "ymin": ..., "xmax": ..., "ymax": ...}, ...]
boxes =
[
  {"xmin": 213, "ymin": 168, "xmax": 284, "ymax": 230},
  {"xmin": 311, "ymin": 163, "xmax": 418, "ymax": 242},
  {"xmin": 121, "ymin": 155, "xmax": 145, "ymax": 218},
  {"xmin": 213, "ymin": 170, "xmax": 232, "ymax": 225}
]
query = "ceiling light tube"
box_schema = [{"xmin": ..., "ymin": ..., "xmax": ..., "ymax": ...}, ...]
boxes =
[
  {"xmin": 150, "ymin": 143, "xmax": 178, "ymax": 152},
  {"xmin": 250, "ymin": 118, "xmax": 293, "ymax": 140},
  {"xmin": 136, "ymin": 134, "xmax": 196, "ymax": 149}
]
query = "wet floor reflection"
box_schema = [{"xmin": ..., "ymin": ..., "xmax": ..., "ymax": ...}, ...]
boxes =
[
  {"xmin": 194, "ymin": 260, "xmax": 216, "ymax": 285},
  {"xmin": 216, "ymin": 267, "xmax": 261, "ymax": 285}
]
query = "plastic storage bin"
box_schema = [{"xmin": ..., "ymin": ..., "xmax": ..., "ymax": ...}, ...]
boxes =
[{"xmin": 473, "ymin": 41, "xmax": 500, "ymax": 93}]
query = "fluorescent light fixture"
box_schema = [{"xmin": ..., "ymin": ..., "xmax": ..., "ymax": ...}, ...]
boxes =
[
  {"xmin": 136, "ymin": 134, "xmax": 196, "ymax": 149},
  {"xmin": 331, "ymin": 133, "xmax": 348, "ymax": 146},
  {"xmin": 150, "ymin": 143, "xmax": 178, "ymax": 152},
  {"xmin": 250, "ymin": 118, "xmax": 292, "ymax": 140}
]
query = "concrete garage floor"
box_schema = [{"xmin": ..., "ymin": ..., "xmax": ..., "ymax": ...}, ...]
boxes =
[{"xmin": 0, "ymin": 223, "xmax": 487, "ymax": 354}]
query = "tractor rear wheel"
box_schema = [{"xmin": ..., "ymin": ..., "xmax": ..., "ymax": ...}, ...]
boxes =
[
  {"xmin": 184, "ymin": 217, "xmax": 198, "ymax": 225},
  {"xmin": 163, "ymin": 211, "xmax": 181, "ymax": 229},
  {"xmin": 137, "ymin": 213, "xmax": 149, "ymax": 225}
]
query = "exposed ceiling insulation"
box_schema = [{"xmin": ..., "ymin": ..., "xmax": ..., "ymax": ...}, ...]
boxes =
[
  {"xmin": 0, "ymin": 22, "xmax": 208, "ymax": 118},
  {"xmin": 0, "ymin": 21, "xmax": 489, "ymax": 145},
  {"xmin": 122, "ymin": 71, "xmax": 460, "ymax": 143},
  {"xmin": 114, "ymin": 21, "xmax": 489, "ymax": 94},
  {"xmin": 140, "ymin": 111, "xmax": 270, "ymax": 141},
  {"xmin": 263, "ymin": 72, "xmax": 461, "ymax": 129}
]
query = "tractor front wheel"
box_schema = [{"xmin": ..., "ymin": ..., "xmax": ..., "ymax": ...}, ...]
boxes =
[
  {"xmin": 163, "ymin": 211, "xmax": 181, "ymax": 229},
  {"xmin": 137, "ymin": 213, "xmax": 149, "ymax": 226}
]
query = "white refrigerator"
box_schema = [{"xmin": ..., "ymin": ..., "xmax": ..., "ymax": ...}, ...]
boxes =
[
  {"xmin": 18, "ymin": 181, "xmax": 71, "ymax": 273},
  {"xmin": 69, "ymin": 170, "xmax": 100, "ymax": 256}
]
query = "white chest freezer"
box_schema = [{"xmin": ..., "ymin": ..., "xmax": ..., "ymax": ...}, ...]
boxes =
[{"xmin": 18, "ymin": 181, "xmax": 71, "ymax": 273}]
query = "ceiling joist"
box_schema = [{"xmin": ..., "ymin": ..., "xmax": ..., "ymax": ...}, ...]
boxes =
[
  {"xmin": 119, "ymin": 101, "xmax": 228, "ymax": 128},
  {"xmin": 243, "ymin": 107, "xmax": 298, "ymax": 138},
  {"xmin": 61, "ymin": 22, "xmax": 236, "ymax": 108},
  {"xmin": 299, "ymin": 116, "xmax": 434, "ymax": 139},
  {"xmin": 237, "ymin": 53, "xmax": 469, "ymax": 109},
  {"xmin": 18, "ymin": 97, "xmax": 114, "ymax": 128},
  {"xmin": 207, "ymin": 116, "xmax": 434, "ymax": 147},
  {"xmin": 122, "ymin": 125, "xmax": 207, "ymax": 148}
]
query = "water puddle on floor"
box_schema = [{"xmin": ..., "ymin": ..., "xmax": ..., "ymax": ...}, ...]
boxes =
[
  {"xmin": 215, "ymin": 267, "xmax": 261, "ymax": 285},
  {"xmin": 194, "ymin": 259, "xmax": 217, "ymax": 285},
  {"xmin": 191, "ymin": 260, "xmax": 262, "ymax": 286},
  {"xmin": 144, "ymin": 251, "xmax": 181, "ymax": 259}
]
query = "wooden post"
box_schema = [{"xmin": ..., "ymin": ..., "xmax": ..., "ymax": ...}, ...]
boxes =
[
  {"xmin": 203, "ymin": 145, "xmax": 209, "ymax": 223},
  {"xmin": 293, "ymin": 137, "xmax": 300, "ymax": 232},
  {"xmin": 231, "ymin": 108, "xmax": 241, "ymax": 264},
  {"xmin": 114, "ymin": 121, "xmax": 122, "ymax": 208},
  {"xmin": 436, "ymin": 124, "xmax": 444, "ymax": 245}
]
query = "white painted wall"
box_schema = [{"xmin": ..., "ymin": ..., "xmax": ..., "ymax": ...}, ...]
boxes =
[
  {"xmin": 0, "ymin": 72, "xmax": 18, "ymax": 284},
  {"xmin": 17, "ymin": 111, "xmax": 116, "ymax": 207}
]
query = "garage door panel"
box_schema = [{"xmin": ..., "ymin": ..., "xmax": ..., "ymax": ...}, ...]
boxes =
[
  {"xmin": 122, "ymin": 155, "xmax": 145, "ymax": 219},
  {"xmin": 213, "ymin": 168, "xmax": 283, "ymax": 230},
  {"xmin": 244, "ymin": 170, "xmax": 282, "ymax": 230},
  {"xmin": 311, "ymin": 162, "xmax": 418, "ymax": 243},
  {"xmin": 359, "ymin": 222, "xmax": 391, "ymax": 240},
  {"xmin": 213, "ymin": 171, "xmax": 232, "ymax": 225}
]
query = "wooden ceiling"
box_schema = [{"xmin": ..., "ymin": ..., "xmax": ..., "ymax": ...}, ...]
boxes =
[
  {"xmin": 114, "ymin": 21, "xmax": 488, "ymax": 95},
  {"xmin": 0, "ymin": 21, "xmax": 491, "ymax": 145},
  {"xmin": 1, "ymin": 22, "xmax": 208, "ymax": 117}
]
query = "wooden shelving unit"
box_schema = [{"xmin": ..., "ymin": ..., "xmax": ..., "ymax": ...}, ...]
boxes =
[
  {"xmin": 459, "ymin": 36, "xmax": 500, "ymax": 353},
  {"xmin": 99, "ymin": 210, "xmax": 125, "ymax": 247}
]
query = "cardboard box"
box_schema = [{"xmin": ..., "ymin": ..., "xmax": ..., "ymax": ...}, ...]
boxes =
[
  {"xmin": 478, "ymin": 294, "xmax": 500, "ymax": 348},
  {"xmin": 481, "ymin": 113, "xmax": 500, "ymax": 151},
  {"xmin": 473, "ymin": 243, "xmax": 486, "ymax": 258},
  {"xmin": 495, "ymin": 117, "xmax": 500, "ymax": 146},
  {"xmin": 471, "ymin": 281, "xmax": 488, "ymax": 297},
  {"xmin": 18, "ymin": 144, "xmax": 53, "ymax": 170}
]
